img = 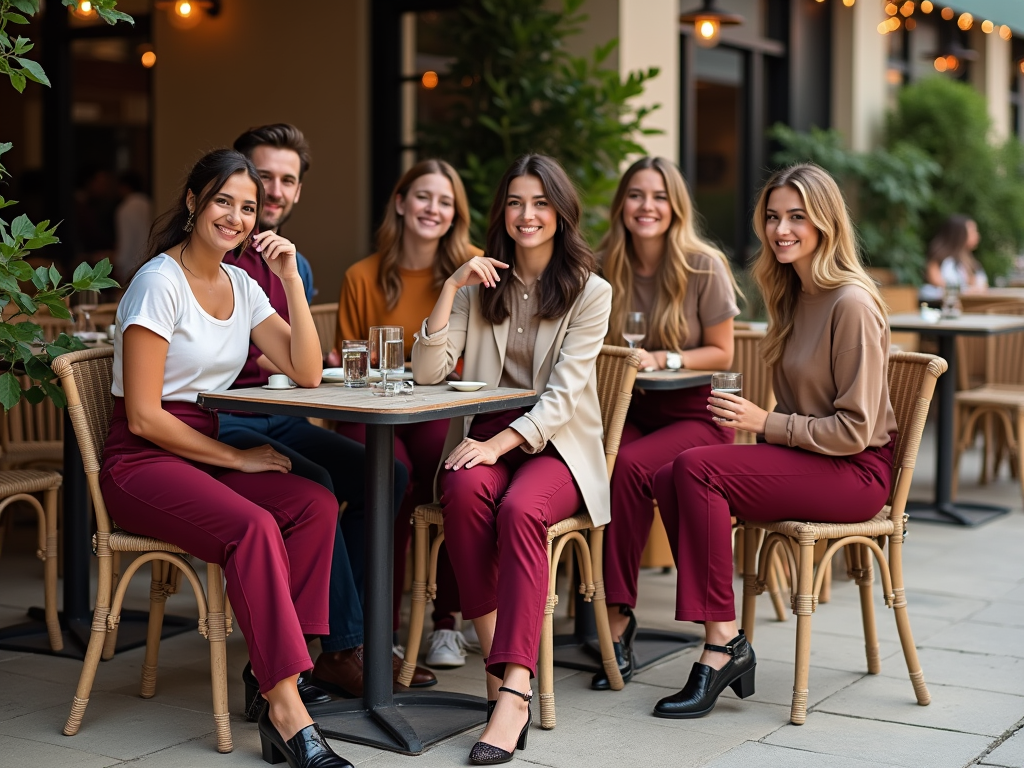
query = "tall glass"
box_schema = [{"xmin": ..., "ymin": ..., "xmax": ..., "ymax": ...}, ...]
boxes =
[
  {"xmin": 369, "ymin": 325, "xmax": 404, "ymax": 396},
  {"xmin": 342, "ymin": 340, "xmax": 369, "ymax": 388},
  {"xmin": 623, "ymin": 311, "xmax": 646, "ymax": 349}
]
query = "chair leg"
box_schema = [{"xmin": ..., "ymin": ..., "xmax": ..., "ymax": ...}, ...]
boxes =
[
  {"xmin": 790, "ymin": 538, "xmax": 816, "ymax": 725},
  {"xmin": 887, "ymin": 533, "xmax": 930, "ymax": 706},
  {"xmin": 101, "ymin": 551, "xmax": 122, "ymax": 660},
  {"xmin": 206, "ymin": 563, "xmax": 233, "ymax": 753},
  {"xmin": 851, "ymin": 544, "xmax": 880, "ymax": 674},
  {"xmin": 140, "ymin": 560, "xmax": 170, "ymax": 698},
  {"xmin": 767, "ymin": 552, "xmax": 788, "ymax": 623},
  {"xmin": 539, "ymin": 540, "xmax": 557, "ymax": 730},
  {"xmin": 980, "ymin": 413, "xmax": 993, "ymax": 485},
  {"xmin": 43, "ymin": 487, "xmax": 62, "ymax": 651},
  {"xmin": 952, "ymin": 405, "xmax": 968, "ymax": 501},
  {"xmin": 400, "ymin": 513, "xmax": 432, "ymax": 688},
  {"xmin": 1016, "ymin": 409, "xmax": 1024, "ymax": 504},
  {"xmin": 589, "ymin": 528, "xmax": 623, "ymax": 691},
  {"xmin": 740, "ymin": 527, "xmax": 760, "ymax": 643},
  {"xmin": 815, "ymin": 540, "xmax": 831, "ymax": 604}
]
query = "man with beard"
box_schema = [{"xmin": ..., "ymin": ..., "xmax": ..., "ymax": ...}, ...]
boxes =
[{"xmin": 220, "ymin": 124, "xmax": 436, "ymax": 718}]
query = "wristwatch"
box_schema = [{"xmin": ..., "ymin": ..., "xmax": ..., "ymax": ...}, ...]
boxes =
[{"xmin": 665, "ymin": 352, "xmax": 682, "ymax": 370}]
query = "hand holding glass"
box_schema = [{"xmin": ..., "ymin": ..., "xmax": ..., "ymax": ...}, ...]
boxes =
[{"xmin": 623, "ymin": 312, "xmax": 646, "ymax": 349}]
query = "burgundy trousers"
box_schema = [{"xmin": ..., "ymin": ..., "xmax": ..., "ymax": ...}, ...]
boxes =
[
  {"xmin": 337, "ymin": 418, "xmax": 461, "ymax": 630},
  {"xmin": 101, "ymin": 399, "xmax": 339, "ymax": 693},
  {"xmin": 439, "ymin": 409, "xmax": 582, "ymax": 678},
  {"xmin": 652, "ymin": 437, "xmax": 895, "ymax": 623},
  {"xmin": 604, "ymin": 386, "xmax": 733, "ymax": 608}
]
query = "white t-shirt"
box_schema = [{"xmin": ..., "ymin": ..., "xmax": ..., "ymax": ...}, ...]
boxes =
[{"xmin": 112, "ymin": 254, "xmax": 276, "ymax": 402}]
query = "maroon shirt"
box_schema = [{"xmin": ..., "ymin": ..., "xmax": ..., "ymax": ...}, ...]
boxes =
[{"xmin": 223, "ymin": 244, "xmax": 289, "ymax": 388}]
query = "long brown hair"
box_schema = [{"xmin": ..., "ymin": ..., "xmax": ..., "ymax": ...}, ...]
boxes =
[
  {"xmin": 927, "ymin": 214, "xmax": 979, "ymax": 276},
  {"xmin": 480, "ymin": 155, "xmax": 595, "ymax": 324},
  {"xmin": 375, "ymin": 159, "xmax": 472, "ymax": 310},
  {"xmin": 141, "ymin": 149, "xmax": 263, "ymax": 272},
  {"xmin": 752, "ymin": 163, "xmax": 887, "ymax": 366},
  {"xmin": 599, "ymin": 156, "xmax": 739, "ymax": 350}
]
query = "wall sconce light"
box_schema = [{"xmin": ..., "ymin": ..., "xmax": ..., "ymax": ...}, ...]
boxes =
[
  {"xmin": 680, "ymin": 0, "xmax": 743, "ymax": 49},
  {"xmin": 156, "ymin": 0, "xmax": 221, "ymax": 29}
]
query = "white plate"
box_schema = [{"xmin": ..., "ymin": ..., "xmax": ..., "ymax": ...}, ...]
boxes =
[
  {"xmin": 74, "ymin": 331, "xmax": 107, "ymax": 342},
  {"xmin": 262, "ymin": 384, "xmax": 297, "ymax": 390},
  {"xmin": 448, "ymin": 381, "xmax": 487, "ymax": 392},
  {"xmin": 322, "ymin": 367, "xmax": 347, "ymax": 383}
]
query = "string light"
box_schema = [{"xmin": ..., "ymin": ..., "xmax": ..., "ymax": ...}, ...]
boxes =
[
  {"xmin": 906, "ymin": 17, "xmax": 917, "ymax": 30},
  {"xmin": 920, "ymin": 0, "xmax": 933, "ymax": 11},
  {"xmin": 957, "ymin": 12, "xmax": 973, "ymax": 30},
  {"xmin": 885, "ymin": 2, "xmax": 898, "ymax": 15},
  {"xmin": 899, "ymin": 1, "xmax": 914, "ymax": 17},
  {"xmin": 421, "ymin": 71, "xmax": 439, "ymax": 89},
  {"xmin": 941, "ymin": 7, "xmax": 954, "ymax": 20},
  {"xmin": 1000, "ymin": 26, "xmax": 1013, "ymax": 41},
  {"xmin": 981, "ymin": 20, "xmax": 994, "ymax": 33}
]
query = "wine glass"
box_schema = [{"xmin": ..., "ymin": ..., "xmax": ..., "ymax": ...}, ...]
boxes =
[
  {"xmin": 75, "ymin": 290, "xmax": 100, "ymax": 334},
  {"xmin": 623, "ymin": 312, "xmax": 646, "ymax": 349}
]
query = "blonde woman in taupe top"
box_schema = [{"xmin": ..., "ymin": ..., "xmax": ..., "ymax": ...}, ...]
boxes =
[
  {"xmin": 650, "ymin": 163, "xmax": 897, "ymax": 720},
  {"xmin": 412, "ymin": 155, "xmax": 611, "ymax": 764}
]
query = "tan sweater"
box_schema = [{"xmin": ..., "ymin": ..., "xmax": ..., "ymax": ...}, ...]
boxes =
[{"xmin": 763, "ymin": 284, "xmax": 896, "ymax": 456}]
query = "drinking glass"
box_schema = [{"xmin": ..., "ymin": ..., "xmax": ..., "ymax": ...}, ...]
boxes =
[
  {"xmin": 623, "ymin": 311, "xmax": 646, "ymax": 349},
  {"xmin": 710, "ymin": 372, "xmax": 743, "ymax": 398},
  {"xmin": 369, "ymin": 326, "xmax": 404, "ymax": 396},
  {"xmin": 342, "ymin": 340, "xmax": 369, "ymax": 388},
  {"xmin": 941, "ymin": 283, "xmax": 962, "ymax": 319},
  {"xmin": 75, "ymin": 290, "xmax": 100, "ymax": 334}
]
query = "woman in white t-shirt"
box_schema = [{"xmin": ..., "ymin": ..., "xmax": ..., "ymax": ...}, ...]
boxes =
[
  {"xmin": 103, "ymin": 149, "xmax": 352, "ymax": 768},
  {"xmin": 919, "ymin": 215, "xmax": 988, "ymax": 303}
]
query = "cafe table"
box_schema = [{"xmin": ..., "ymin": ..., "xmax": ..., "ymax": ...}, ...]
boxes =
[
  {"xmin": 888, "ymin": 312, "xmax": 1024, "ymax": 526},
  {"xmin": 552, "ymin": 369, "xmax": 712, "ymax": 676},
  {"xmin": 198, "ymin": 381, "xmax": 537, "ymax": 755}
]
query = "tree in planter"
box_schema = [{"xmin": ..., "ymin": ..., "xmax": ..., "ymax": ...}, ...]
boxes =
[
  {"xmin": 417, "ymin": 0, "xmax": 661, "ymax": 242},
  {"xmin": 769, "ymin": 124, "xmax": 939, "ymax": 285},
  {"xmin": 0, "ymin": 0, "xmax": 128, "ymax": 410}
]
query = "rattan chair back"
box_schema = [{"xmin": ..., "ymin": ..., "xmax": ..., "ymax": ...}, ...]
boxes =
[
  {"xmin": 731, "ymin": 328, "xmax": 775, "ymax": 445},
  {"xmin": 310, "ymin": 302, "xmax": 339, "ymax": 358},
  {"xmin": 2, "ymin": 374, "xmax": 63, "ymax": 452},
  {"xmin": 89, "ymin": 302, "xmax": 120, "ymax": 332},
  {"xmin": 595, "ymin": 344, "xmax": 642, "ymax": 476},
  {"xmin": 982, "ymin": 303, "xmax": 1024, "ymax": 385}
]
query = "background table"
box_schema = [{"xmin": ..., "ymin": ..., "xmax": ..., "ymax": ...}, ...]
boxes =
[
  {"xmin": 552, "ymin": 369, "xmax": 712, "ymax": 676},
  {"xmin": 199, "ymin": 382, "xmax": 537, "ymax": 755},
  {"xmin": 888, "ymin": 312, "xmax": 1024, "ymax": 525}
]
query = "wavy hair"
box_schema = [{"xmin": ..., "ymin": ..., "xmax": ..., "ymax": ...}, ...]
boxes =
[
  {"xmin": 752, "ymin": 163, "xmax": 887, "ymax": 366},
  {"xmin": 375, "ymin": 159, "xmax": 473, "ymax": 310},
  {"xmin": 598, "ymin": 156, "xmax": 739, "ymax": 350},
  {"xmin": 479, "ymin": 155, "xmax": 595, "ymax": 324}
]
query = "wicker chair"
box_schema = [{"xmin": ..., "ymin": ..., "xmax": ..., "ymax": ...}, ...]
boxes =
[
  {"xmin": 738, "ymin": 351, "xmax": 944, "ymax": 725},
  {"xmin": 0, "ymin": 469, "xmax": 63, "ymax": 650},
  {"xmin": 953, "ymin": 303, "xmax": 1024, "ymax": 502},
  {"xmin": 310, "ymin": 302, "xmax": 339, "ymax": 359},
  {"xmin": 51, "ymin": 346, "xmax": 233, "ymax": 753},
  {"xmin": 1, "ymin": 374, "xmax": 64, "ymax": 472},
  {"xmin": 399, "ymin": 345, "xmax": 641, "ymax": 729}
]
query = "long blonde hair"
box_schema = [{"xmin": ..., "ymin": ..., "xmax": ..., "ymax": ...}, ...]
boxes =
[
  {"xmin": 599, "ymin": 156, "xmax": 739, "ymax": 351},
  {"xmin": 375, "ymin": 159, "xmax": 473, "ymax": 310},
  {"xmin": 753, "ymin": 163, "xmax": 887, "ymax": 366}
]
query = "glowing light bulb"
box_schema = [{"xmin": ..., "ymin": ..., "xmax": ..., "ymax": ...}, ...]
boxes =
[
  {"xmin": 941, "ymin": 7, "xmax": 954, "ymax": 20},
  {"xmin": 176, "ymin": 0, "xmax": 193, "ymax": 17},
  {"xmin": 80, "ymin": 1, "xmax": 93, "ymax": 12},
  {"xmin": 1000, "ymin": 26, "xmax": 1013, "ymax": 41},
  {"xmin": 141, "ymin": 51, "xmax": 156, "ymax": 68},
  {"xmin": 694, "ymin": 18, "xmax": 721, "ymax": 48},
  {"xmin": 920, "ymin": 0, "xmax": 933, "ymax": 11},
  {"xmin": 957, "ymin": 12, "xmax": 973, "ymax": 30},
  {"xmin": 421, "ymin": 71, "xmax": 438, "ymax": 89},
  {"xmin": 934, "ymin": 57, "xmax": 948, "ymax": 72}
]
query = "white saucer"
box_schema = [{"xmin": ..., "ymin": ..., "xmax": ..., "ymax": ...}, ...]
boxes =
[
  {"xmin": 448, "ymin": 381, "xmax": 487, "ymax": 392},
  {"xmin": 262, "ymin": 384, "xmax": 297, "ymax": 390},
  {"xmin": 322, "ymin": 368, "xmax": 347, "ymax": 383}
]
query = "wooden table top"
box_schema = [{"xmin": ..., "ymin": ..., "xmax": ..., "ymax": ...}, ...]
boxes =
[
  {"xmin": 887, "ymin": 312, "xmax": 1024, "ymax": 336},
  {"xmin": 198, "ymin": 383, "xmax": 538, "ymax": 424},
  {"xmin": 634, "ymin": 369, "xmax": 713, "ymax": 391}
]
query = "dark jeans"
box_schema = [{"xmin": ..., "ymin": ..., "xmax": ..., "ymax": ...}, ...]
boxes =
[{"xmin": 217, "ymin": 412, "xmax": 409, "ymax": 652}]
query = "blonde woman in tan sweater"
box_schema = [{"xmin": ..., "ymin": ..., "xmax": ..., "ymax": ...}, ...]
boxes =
[{"xmin": 651, "ymin": 163, "xmax": 897, "ymax": 719}]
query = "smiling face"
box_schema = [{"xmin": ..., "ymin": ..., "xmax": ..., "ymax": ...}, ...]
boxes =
[
  {"xmin": 395, "ymin": 172, "xmax": 456, "ymax": 244},
  {"xmin": 187, "ymin": 171, "xmax": 258, "ymax": 252},
  {"xmin": 505, "ymin": 174, "xmax": 557, "ymax": 252},
  {"xmin": 622, "ymin": 168, "xmax": 672, "ymax": 242},
  {"xmin": 764, "ymin": 184, "xmax": 820, "ymax": 271},
  {"xmin": 250, "ymin": 145, "xmax": 302, "ymax": 231}
]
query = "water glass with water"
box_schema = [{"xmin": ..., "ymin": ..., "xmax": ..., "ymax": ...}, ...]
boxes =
[
  {"xmin": 342, "ymin": 340, "xmax": 369, "ymax": 388},
  {"xmin": 710, "ymin": 372, "xmax": 742, "ymax": 398},
  {"xmin": 369, "ymin": 326, "xmax": 405, "ymax": 396},
  {"xmin": 623, "ymin": 312, "xmax": 646, "ymax": 349}
]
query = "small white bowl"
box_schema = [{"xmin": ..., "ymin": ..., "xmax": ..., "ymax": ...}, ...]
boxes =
[{"xmin": 448, "ymin": 381, "xmax": 487, "ymax": 392}]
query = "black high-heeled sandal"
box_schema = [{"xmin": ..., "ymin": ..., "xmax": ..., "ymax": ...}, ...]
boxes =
[
  {"xmin": 469, "ymin": 686, "xmax": 532, "ymax": 765},
  {"xmin": 653, "ymin": 630, "xmax": 756, "ymax": 719},
  {"xmin": 243, "ymin": 662, "xmax": 331, "ymax": 722},
  {"xmin": 257, "ymin": 705, "xmax": 353, "ymax": 767},
  {"xmin": 592, "ymin": 606, "xmax": 638, "ymax": 690}
]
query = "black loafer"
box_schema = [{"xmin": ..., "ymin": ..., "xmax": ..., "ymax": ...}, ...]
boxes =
[
  {"xmin": 257, "ymin": 704, "xmax": 353, "ymax": 767},
  {"xmin": 653, "ymin": 630, "xmax": 756, "ymax": 719},
  {"xmin": 592, "ymin": 607, "xmax": 638, "ymax": 690},
  {"xmin": 244, "ymin": 662, "xmax": 332, "ymax": 722}
]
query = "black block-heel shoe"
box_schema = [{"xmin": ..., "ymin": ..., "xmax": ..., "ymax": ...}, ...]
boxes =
[
  {"xmin": 244, "ymin": 663, "xmax": 332, "ymax": 722},
  {"xmin": 257, "ymin": 705, "xmax": 353, "ymax": 767},
  {"xmin": 592, "ymin": 606, "xmax": 638, "ymax": 690},
  {"xmin": 469, "ymin": 686, "xmax": 532, "ymax": 765},
  {"xmin": 653, "ymin": 630, "xmax": 756, "ymax": 719}
]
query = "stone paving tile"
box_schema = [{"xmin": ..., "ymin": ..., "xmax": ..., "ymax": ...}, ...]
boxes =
[
  {"xmin": 0, "ymin": 733, "xmax": 122, "ymax": 768},
  {"xmin": 740, "ymin": 621, "xmax": 904, "ymax": 675},
  {"xmin": 980, "ymin": 728, "xmax": 1024, "ymax": 767},
  {"xmin": 764, "ymin": 712, "xmax": 991, "ymax": 768},
  {"xmin": 0, "ymin": 666, "xmax": 78, "ymax": 723},
  {"xmin": 881, "ymin": 647, "xmax": 1024, "ymax": 698},
  {"xmin": 920, "ymin": 623, "xmax": 1024, "ymax": 660},
  {"xmin": 814, "ymin": 675, "xmax": 1024, "ymax": 737},
  {"xmin": 969, "ymin": 601, "xmax": 1024, "ymax": 629},
  {"xmin": 703, "ymin": 740, "xmax": 903, "ymax": 768}
]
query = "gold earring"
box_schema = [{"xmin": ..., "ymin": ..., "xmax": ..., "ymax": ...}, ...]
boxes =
[{"xmin": 183, "ymin": 210, "xmax": 195, "ymax": 232}]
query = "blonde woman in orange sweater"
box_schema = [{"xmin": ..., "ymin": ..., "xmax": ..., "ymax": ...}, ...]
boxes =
[{"xmin": 336, "ymin": 159, "xmax": 479, "ymax": 667}]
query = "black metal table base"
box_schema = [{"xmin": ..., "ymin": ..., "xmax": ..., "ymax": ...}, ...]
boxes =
[
  {"xmin": 310, "ymin": 692, "xmax": 487, "ymax": 755},
  {"xmin": 0, "ymin": 607, "xmax": 196, "ymax": 659},
  {"xmin": 906, "ymin": 500, "xmax": 1010, "ymax": 527},
  {"xmin": 552, "ymin": 629, "xmax": 701, "ymax": 674}
]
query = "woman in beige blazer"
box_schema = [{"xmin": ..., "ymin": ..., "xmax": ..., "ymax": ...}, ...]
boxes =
[{"xmin": 413, "ymin": 155, "xmax": 611, "ymax": 765}]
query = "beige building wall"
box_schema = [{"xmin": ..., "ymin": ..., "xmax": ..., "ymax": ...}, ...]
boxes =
[
  {"xmin": 970, "ymin": 28, "xmax": 1012, "ymax": 141},
  {"xmin": 153, "ymin": 0, "xmax": 369, "ymax": 301},
  {"xmin": 831, "ymin": 0, "xmax": 888, "ymax": 151}
]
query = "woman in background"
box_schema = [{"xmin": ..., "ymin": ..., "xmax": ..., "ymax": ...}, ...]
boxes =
[{"xmin": 919, "ymin": 214, "xmax": 986, "ymax": 303}]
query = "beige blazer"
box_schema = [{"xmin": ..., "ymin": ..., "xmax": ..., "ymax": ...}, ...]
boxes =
[{"xmin": 412, "ymin": 273, "xmax": 613, "ymax": 526}]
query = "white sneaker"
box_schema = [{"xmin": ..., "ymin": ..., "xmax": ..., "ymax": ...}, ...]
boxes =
[
  {"xmin": 461, "ymin": 622, "xmax": 482, "ymax": 654},
  {"xmin": 425, "ymin": 629, "xmax": 468, "ymax": 669}
]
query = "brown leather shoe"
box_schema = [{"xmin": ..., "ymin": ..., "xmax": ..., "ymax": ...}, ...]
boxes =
[
  {"xmin": 311, "ymin": 646, "xmax": 424, "ymax": 697},
  {"xmin": 393, "ymin": 650, "xmax": 437, "ymax": 688}
]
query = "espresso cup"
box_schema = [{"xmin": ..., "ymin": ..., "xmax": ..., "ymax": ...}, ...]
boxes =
[{"xmin": 267, "ymin": 374, "xmax": 291, "ymax": 389}]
